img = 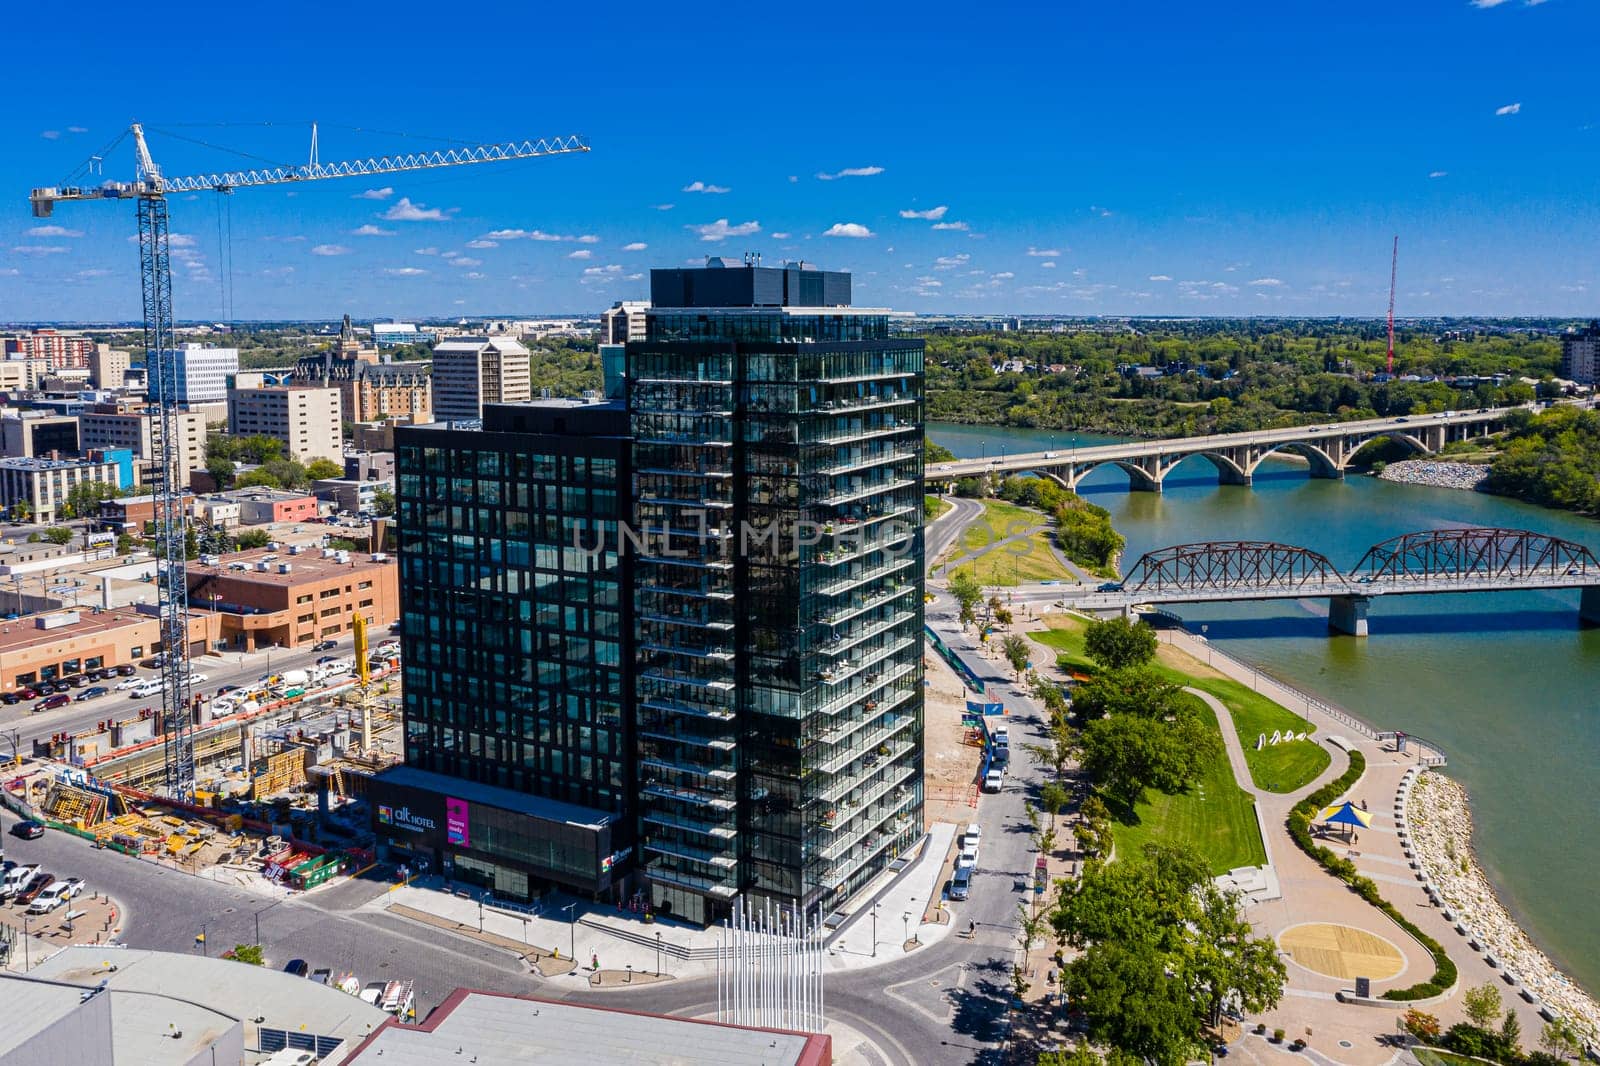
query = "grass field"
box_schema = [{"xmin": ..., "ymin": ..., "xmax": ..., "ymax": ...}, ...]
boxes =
[
  {"xmin": 1414, "ymin": 1049, "xmax": 1495, "ymax": 1066},
  {"xmin": 1029, "ymin": 618, "xmax": 1330, "ymax": 794},
  {"xmin": 944, "ymin": 499, "xmax": 1077, "ymax": 586},
  {"xmin": 924, "ymin": 495, "xmax": 952, "ymax": 522},
  {"xmin": 1106, "ymin": 692, "xmax": 1268, "ymax": 875}
]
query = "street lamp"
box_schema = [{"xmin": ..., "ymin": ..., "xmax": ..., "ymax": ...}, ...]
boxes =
[
  {"xmin": 871, "ymin": 904, "xmax": 879, "ymax": 958},
  {"xmin": 478, "ymin": 898, "xmax": 484, "ymax": 934},
  {"xmin": 22, "ymin": 915, "xmax": 30, "ymax": 971},
  {"xmin": 655, "ymin": 931, "xmax": 662, "ymax": 977},
  {"xmin": 902, "ymin": 911, "xmax": 911, "ymax": 948},
  {"xmin": 563, "ymin": 902, "xmax": 577, "ymax": 960}
]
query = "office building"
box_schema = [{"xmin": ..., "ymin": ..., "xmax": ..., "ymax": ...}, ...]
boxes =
[
  {"xmin": 227, "ymin": 384, "xmax": 343, "ymax": 464},
  {"xmin": 186, "ymin": 546, "xmax": 399, "ymax": 651},
  {"xmin": 89, "ymin": 345, "xmax": 131, "ymax": 389},
  {"xmin": 0, "ymin": 450, "xmax": 134, "ymax": 522},
  {"xmin": 1561, "ymin": 320, "xmax": 1600, "ymax": 385},
  {"xmin": 78, "ymin": 401, "xmax": 206, "ymax": 488},
  {"xmin": 375, "ymin": 401, "xmax": 634, "ymax": 900},
  {"xmin": 600, "ymin": 300, "xmax": 649, "ymax": 344},
  {"xmin": 0, "ymin": 608, "xmax": 162, "ymax": 691},
  {"xmin": 377, "ymin": 262, "xmax": 924, "ymax": 925},
  {"xmin": 372, "ymin": 322, "xmax": 438, "ymax": 347},
  {"xmin": 314, "ymin": 476, "xmax": 392, "ymax": 514},
  {"xmin": 149, "ymin": 343, "xmax": 239, "ymax": 405},
  {"xmin": 214, "ymin": 487, "xmax": 320, "ymax": 525},
  {"xmin": 0, "ymin": 413, "xmax": 79, "ymax": 458},
  {"xmin": 3, "ymin": 330, "xmax": 94, "ymax": 369},
  {"xmin": 430, "ymin": 337, "xmax": 531, "ymax": 422}
]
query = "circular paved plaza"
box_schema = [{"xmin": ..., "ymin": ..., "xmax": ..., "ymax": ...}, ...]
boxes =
[{"xmin": 1277, "ymin": 922, "xmax": 1406, "ymax": 981}]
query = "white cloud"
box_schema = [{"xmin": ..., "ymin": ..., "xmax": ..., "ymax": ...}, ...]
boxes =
[
  {"xmin": 464, "ymin": 272, "xmax": 486, "ymax": 279},
  {"xmin": 75, "ymin": 268, "xmax": 110, "ymax": 278},
  {"xmin": 771, "ymin": 232, "xmax": 791, "ymax": 240},
  {"xmin": 1495, "ymin": 102, "xmax": 1522, "ymax": 116},
  {"xmin": 40, "ymin": 130, "xmax": 60, "ymax": 140},
  {"xmin": 167, "ymin": 234, "xmax": 198, "ymax": 249},
  {"xmin": 486, "ymin": 229, "xmax": 529, "ymax": 239},
  {"xmin": 1470, "ymin": 0, "xmax": 1511, "ymax": 6},
  {"xmin": 816, "ymin": 166, "xmax": 885, "ymax": 180},
  {"xmin": 311, "ymin": 244, "xmax": 351, "ymax": 256},
  {"xmin": 1027, "ymin": 247, "xmax": 1061, "ymax": 257},
  {"xmin": 823, "ymin": 222, "xmax": 875, "ymax": 239},
  {"xmin": 1091, "ymin": 205, "xmax": 1113, "ymax": 218},
  {"xmin": 568, "ymin": 249, "xmax": 593, "ymax": 259},
  {"xmin": 442, "ymin": 250, "xmax": 460, "ymax": 258},
  {"xmin": 351, "ymin": 224, "xmax": 394, "ymax": 237},
  {"xmin": 577, "ymin": 235, "xmax": 600, "ymax": 244},
  {"xmin": 992, "ymin": 271, "xmax": 1015, "ymax": 280},
  {"xmin": 682, "ymin": 181, "xmax": 730, "ymax": 194},
  {"xmin": 11, "ymin": 245, "xmax": 68, "ymax": 255},
  {"xmin": 654, "ymin": 204, "xmax": 675, "ymax": 211},
  {"xmin": 625, "ymin": 273, "xmax": 644, "ymax": 281},
  {"xmin": 384, "ymin": 267, "xmax": 428, "ymax": 277},
  {"xmin": 450, "ymin": 257, "xmax": 483, "ymax": 267},
  {"xmin": 584, "ymin": 265, "xmax": 624, "ymax": 275},
  {"xmin": 1148, "ymin": 274, "xmax": 1173, "ymax": 282},
  {"xmin": 931, "ymin": 221, "xmax": 970, "ymax": 231},
  {"xmin": 466, "ymin": 239, "xmax": 499, "ymax": 249},
  {"xmin": 381, "ymin": 197, "xmax": 453, "ymax": 221},
  {"xmin": 622, "ymin": 242, "xmax": 649, "ymax": 251},
  {"xmin": 899, "ymin": 206, "xmax": 949, "ymax": 221},
  {"xmin": 354, "ymin": 187, "xmax": 395, "ymax": 200},
  {"xmin": 67, "ymin": 126, "xmax": 87, "ymax": 134},
  {"xmin": 27, "ymin": 225, "xmax": 82, "ymax": 238},
  {"xmin": 934, "ymin": 254, "xmax": 970, "ymax": 270},
  {"xmin": 0, "ymin": 268, "xmax": 19, "ymax": 277},
  {"xmin": 1041, "ymin": 261, "xmax": 1057, "ymax": 269},
  {"xmin": 414, "ymin": 247, "xmax": 439, "ymax": 256},
  {"xmin": 1248, "ymin": 277, "xmax": 1285, "ymax": 287},
  {"xmin": 688, "ymin": 219, "xmax": 761, "ymax": 242},
  {"xmin": 1429, "ymin": 171, "xmax": 1448, "ymax": 178},
  {"xmin": 1178, "ymin": 280, "xmax": 1240, "ymax": 299}
]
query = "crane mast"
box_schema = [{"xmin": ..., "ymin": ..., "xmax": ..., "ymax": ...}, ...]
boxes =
[
  {"xmin": 1386, "ymin": 236, "xmax": 1399, "ymax": 376},
  {"xmin": 30, "ymin": 123, "xmax": 588, "ymax": 800}
]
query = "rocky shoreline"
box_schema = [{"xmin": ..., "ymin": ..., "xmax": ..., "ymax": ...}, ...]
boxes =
[
  {"xmin": 1409, "ymin": 773, "xmax": 1600, "ymax": 1046},
  {"xmin": 1376, "ymin": 459, "xmax": 1490, "ymax": 491}
]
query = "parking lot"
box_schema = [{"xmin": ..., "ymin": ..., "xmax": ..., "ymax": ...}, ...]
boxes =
[{"xmin": 0, "ymin": 825, "xmax": 121, "ymax": 970}]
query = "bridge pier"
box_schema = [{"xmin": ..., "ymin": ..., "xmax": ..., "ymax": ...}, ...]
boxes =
[
  {"xmin": 1328, "ymin": 595, "xmax": 1370, "ymax": 637},
  {"xmin": 1581, "ymin": 585, "xmax": 1600, "ymax": 628},
  {"xmin": 1216, "ymin": 466, "xmax": 1251, "ymax": 487}
]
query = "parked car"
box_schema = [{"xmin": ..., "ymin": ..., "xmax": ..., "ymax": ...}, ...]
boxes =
[
  {"xmin": 982, "ymin": 769, "xmax": 1004, "ymax": 793},
  {"xmin": 312, "ymin": 640, "xmax": 338, "ymax": 652},
  {"xmin": 114, "ymin": 677, "xmax": 145, "ymax": 691},
  {"xmin": 183, "ymin": 672, "xmax": 210, "ymax": 686},
  {"xmin": 963, "ymin": 823, "xmax": 982, "ymax": 849},
  {"xmin": 958, "ymin": 841, "xmax": 979, "ymax": 869},
  {"xmin": 74, "ymin": 686, "xmax": 109, "ymax": 702},
  {"xmin": 115, "ymin": 664, "xmax": 136, "ymax": 677},
  {"xmin": 57, "ymin": 877, "xmax": 85, "ymax": 900},
  {"xmin": 950, "ymin": 865, "xmax": 973, "ymax": 901},
  {"xmin": 282, "ymin": 958, "xmax": 309, "ymax": 978},
  {"xmin": 15, "ymin": 688, "xmax": 39, "ymax": 700},
  {"xmin": 310, "ymin": 967, "xmax": 333, "ymax": 985},
  {"xmin": 12, "ymin": 821, "xmax": 44, "ymax": 841},
  {"xmin": 34, "ymin": 693, "xmax": 71, "ymax": 712},
  {"xmin": 0, "ymin": 692, "xmax": 18, "ymax": 706},
  {"xmin": 1, "ymin": 863, "xmax": 40, "ymax": 899},
  {"xmin": 65, "ymin": 674, "xmax": 89, "ymax": 688},
  {"xmin": 27, "ymin": 881, "xmax": 70, "ymax": 914},
  {"xmin": 15, "ymin": 874, "xmax": 54, "ymax": 905},
  {"xmin": 315, "ymin": 655, "xmax": 339, "ymax": 665},
  {"xmin": 216, "ymin": 684, "xmax": 239, "ymax": 697}
]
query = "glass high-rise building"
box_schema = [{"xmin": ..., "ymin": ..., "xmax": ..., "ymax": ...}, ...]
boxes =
[
  {"xmin": 372, "ymin": 260, "xmax": 924, "ymax": 925},
  {"xmin": 631, "ymin": 260, "xmax": 925, "ymax": 925}
]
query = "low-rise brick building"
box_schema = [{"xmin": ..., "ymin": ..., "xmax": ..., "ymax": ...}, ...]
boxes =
[
  {"xmin": 185, "ymin": 547, "xmax": 398, "ymax": 651},
  {"xmin": 0, "ymin": 608, "xmax": 159, "ymax": 690}
]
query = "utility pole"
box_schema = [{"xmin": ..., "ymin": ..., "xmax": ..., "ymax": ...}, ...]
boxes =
[{"xmin": 1386, "ymin": 236, "xmax": 1399, "ymax": 375}]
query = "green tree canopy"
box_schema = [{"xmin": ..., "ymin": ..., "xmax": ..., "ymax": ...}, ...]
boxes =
[
  {"xmin": 1084, "ymin": 616, "xmax": 1159, "ymax": 671},
  {"xmin": 305, "ymin": 457, "xmax": 343, "ymax": 481},
  {"xmin": 1070, "ymin": 665, "xmax": 1183, "ymax": 722}
]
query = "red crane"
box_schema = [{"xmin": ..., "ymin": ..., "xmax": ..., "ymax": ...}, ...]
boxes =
[{"xmin": 1386, "ymin": 236, "xmax": 1399, "ymax": 375}]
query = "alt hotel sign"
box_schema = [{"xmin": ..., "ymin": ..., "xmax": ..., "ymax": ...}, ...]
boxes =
[{"xmin": 378, "ymin": 797, "xmax": 470, "ymax": 847}]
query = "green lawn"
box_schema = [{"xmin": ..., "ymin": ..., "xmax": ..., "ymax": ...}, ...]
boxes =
[
  {"xmin": 1414, "ymin": 1049, "xmax": 1495, "ymax": 1066},
  {"xmin": 944, "ymin": 498, "xmax": 1077, "ymax": 585},
  {"xmin": 1107, "ymin": 692, "xmax": 1268, "ymax": 875},
  {"xmin": 924, "ymin": 495, "xmax": 952, "ymax": 522},
  {"xmin": 1029, "ymin": 620, "xmax": 1330, "ymax": 794},
  {"xmin": 957, "ymin": 499, "xmax": 1043, "ymax": 555}
]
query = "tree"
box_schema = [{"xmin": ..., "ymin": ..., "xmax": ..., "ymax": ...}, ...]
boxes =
[
  {"xmin": 948, "ymin": 570, "xmax": 985, "ymax": 631},
  {"xmin": 235, "ymin": 529, "xmax": 272, "ymax": 549},
  {"xmin": 1084, "ymin": 616, "xmax": 1159, "ymax": 671},
  {"xmin": 1002, "ymin": 633, "xmax": 1031, "ymax": 679},
  {"xmin": 1402, "ymin": 1009, "xmax": 1442, "ymax": 1043},
  {"xmin": 226, "ymin": 943, "xmax": 264, "ymax": 965},
  {"xmin": 261, "ymin": 458, "xmax": 308, "ymax": 490},
  {"xmin": 115, "ymin": 533, "xmax": 136, "ymax": 555},
  {"xmin": 372, "ymin": 488, "xmax": 396, "ymax": 517},
  {"xmin": 1500, "ymin": 1010, "xmax": 1522, "ymax": 1056},
  {"xmin": 1541, "ymin": 1018, "xmax": 1582, "ymax": 1060},
  {"xmin": 1070, "ymin": 665, "xmax": 1184, "ymax": 722},
  {"xmin": 12, "ymin": 500, "xmax": 31, "ymax": 523},
  {"xmin": 234, "ymin": 469, "xmax": 282, "ymax": 490},
  {"xmin": 206, "ymin": 454, "xmax": 238, "ymax": 489},
  {"xmin": 1463, "ymin": 982, "xmax": 1504, "ymax": 1030},
  {"xmin": 183, "ymin": 525, "xmax": 199, "ymax": 560},
  {"xmin": 305, "ymin": 457, "xmax": 343, "ymax": 481},
  {"xmin": 1078, "ymin": 713, "xmax": 1207, "ymax": 809},
  {"xmin": 42, "ymin": 526, "xmax": 73, "ymax": 546}
]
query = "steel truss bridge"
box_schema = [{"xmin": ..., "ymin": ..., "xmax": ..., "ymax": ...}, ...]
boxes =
[
  {"xmin": 1063, "ymin": 527, "xmax": 1600, "ymax": 635},
  {"xmin": 926, "ymin": 404, "xmax": 1581, "ymax": 493}
]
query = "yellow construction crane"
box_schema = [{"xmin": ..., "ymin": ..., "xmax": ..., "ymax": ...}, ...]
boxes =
[{"xmin": 29, "ymin": 123, "xmax": 588, "ymax": 799}]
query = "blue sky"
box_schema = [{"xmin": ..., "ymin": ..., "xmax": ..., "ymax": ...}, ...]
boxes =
[{"xmin": 3, "ymin": 0, "xmax": 1596, "ymax": 320}]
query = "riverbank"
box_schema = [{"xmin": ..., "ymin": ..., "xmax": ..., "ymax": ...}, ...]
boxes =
[
  {"xmin": 1376, "ymin": 459, "xmax": 1490, "ymax": 492},
  {"xmin": 1407, "ymin": 772, "xmax": 1599, "ymax": 1046}
]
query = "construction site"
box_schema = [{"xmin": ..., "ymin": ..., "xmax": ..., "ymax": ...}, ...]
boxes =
[{"xmin": 2, "ymin": 631, "xmax": 405, "ymax": 894}]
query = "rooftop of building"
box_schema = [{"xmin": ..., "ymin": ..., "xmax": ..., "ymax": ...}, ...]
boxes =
[
  {"xmin": 343, "ymin": 988, "xmax": 829, "ymax": 1066},
  {"xmin": 0, "ymin": 971, "xmax": 236, "ymax": 1065},
  {"xmin": 29, "ymin": 945, "xmax": 391, "ymax": 1063},
  {"xmin": 0, "ymin": 454, "xmax": 113, "ymax": 471},
  {"xmin": 432, "ymin": 336, "xmax": 530, "ymax": 354},
  {"xmin": 186, "ymin": 546, "xmax": 394, "ymax": 587},
  {"xmin": 373, "ymin": 765, "xmax": 615, "ymax": 830},
  {"xmin": 211, "ymin": 487, "xmax": 319, "ymax": 503},
  {"xmin": 0, "ymin": 606, "xmax": 154, "ymax": 652}
]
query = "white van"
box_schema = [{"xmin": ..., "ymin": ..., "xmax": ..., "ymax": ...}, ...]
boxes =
[{"xmin": 128, "ymin": 680, "xmax": 163, "ymax": 699}]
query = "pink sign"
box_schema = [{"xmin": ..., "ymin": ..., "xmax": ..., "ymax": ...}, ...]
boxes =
[{"xmin": 445, "ymin": 797, "xmax": 470, "ymax": 847}]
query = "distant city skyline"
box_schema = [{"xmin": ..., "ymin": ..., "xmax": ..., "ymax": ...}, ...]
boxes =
[{"xmin": 3, "ymin": 0, "xmax": 1597, "ymax": 319}]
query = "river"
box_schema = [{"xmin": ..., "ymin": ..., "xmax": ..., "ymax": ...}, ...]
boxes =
[{"xmin": 929, "ymin": 420, "xmax": 1600, "ymax": 994}]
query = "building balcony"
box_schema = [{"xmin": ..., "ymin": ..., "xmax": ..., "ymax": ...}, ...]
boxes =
[
  {"xmin": 637, "ymin": 435, "xmax": 734, "ymax": 449},
  {"xmin": 641, "ymin": 809, "xmax": 737, "ymax": 840},
  {"xmin": 641, "ymin": 782, "xmax": 736, "ymax": 812},
  {"xmin": 807, "ymin": 713, "xmax": 915, "ymax": 777},
  {"xmin": 640, "ymin": 696, "xmax": 735, "ymax": 722},
  {"xmin": 812, "ymin": 661, "xmax": 918, "ymax": 719},
  {"xmin": 811, "ymin": 773, "xmax": 919, "ymax": 863},
  {"xmin": 635, "ymin": 466, "xmax": 735, "ymax": 480},
  {"xmin": 815, "ymin": 635, "xmax": 917, "ymax": 688},
  {"xmin": 816, "ymin": 448, "xmax": 919, "ymax": 478},
  {"xmin": 816, "ymin": 421, "xmax": 917, "ymax": 448},
  {"xmin": 641, "ymin": 862, "xmax": 739, "ymax": 899},
  {"xmin": 816, "ymin": 583, "xmax": 914, "ymax": 628},
  {"xmin": 642, "ymin": 838, "xmax": 738, "ymax": 869},
  {"xmin": 814, "ymin": 556, "xmax": 915, "ymax": 599},
  {"xmin": 814, "ymin": 609, "xmax": 917, "ymax": 659},
  {"xmin": 817, "ymin": 477, "xmax": 916, "ymax": 509},
  {"xmin": 637, "ymin": 670, "xmax": 736, "ymax": 694},
  {"xmin": 812, "ymin": 527, "xmax": 912, "ymax": 567},
  {"xmin": 636, "ymin": 495, "xmax": 733, "ymax": 510},
  {"xmin": 815, "ymin": 369, "xmax": 919, "ymax": 386},
  {"xmin": 640, "ymin": 641, "xmax": 735, "ymax": 662},
  {"xmin": 638, "ymin": 724, "xmax": 737, "ymax": 751},
  {"xmin": 810, "ymin": 743, "xmax": 917, "ymax": 807},
  {"xmin": 807, "ymin": 394, "xmax": 916, "ymax": 416},
  {"xmin": 639, "ymin": 755, "xmax": 737, "ymax": 782},
  {"xmin": 640, "ymin": 610, "xmax": 735, "ymax": 631},
  {"xmin": 638, "ymin": 583, "xmax": 734, "ymax": 602}
]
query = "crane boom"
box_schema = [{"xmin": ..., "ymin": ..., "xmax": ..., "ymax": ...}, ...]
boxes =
[
  {"xmin": 31, "ymin": 130, "xmax": 588, "ymax": 216},
  {"xmin": 28, "ymin": 121, "xmax": 588, "ymax": 799}
]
